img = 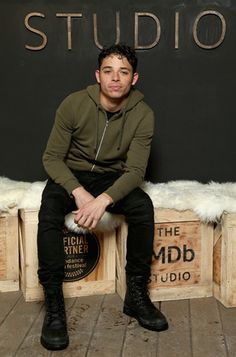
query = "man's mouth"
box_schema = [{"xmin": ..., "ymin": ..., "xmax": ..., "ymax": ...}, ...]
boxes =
[{"xmin": 109, "ymin": 86, "xmax": 121, "ymax": 91}]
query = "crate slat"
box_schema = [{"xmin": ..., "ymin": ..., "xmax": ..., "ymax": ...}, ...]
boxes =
[
  {"xmin": 0, "ymin": 212, "xmax": 19, "ymax": 292},
  {"xmin": 213, "ymin": 212, "xmax": 236, "ymax": 307}
]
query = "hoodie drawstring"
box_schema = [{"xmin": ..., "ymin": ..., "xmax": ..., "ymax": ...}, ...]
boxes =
[
  {"xmin": 95, "ymin": 105, "xmax": 100, "ymax": 153},
  {"xmin": 117, "ymin": 111, "xmax": 126, "ymax": 151}
]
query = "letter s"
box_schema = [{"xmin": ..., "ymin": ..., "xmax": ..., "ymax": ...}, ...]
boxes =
[{"xmin": 24, "ymin": 12, "xmax": 47, "ymax": 51}]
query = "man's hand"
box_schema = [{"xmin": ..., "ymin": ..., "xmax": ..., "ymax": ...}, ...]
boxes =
[
  {"xmin": 72, "ymin": 186, "xmax": 95, "ymax": 209},
  {"xmin": 72, "ymin": 188, "xmax": 113, "ymax": 230}
]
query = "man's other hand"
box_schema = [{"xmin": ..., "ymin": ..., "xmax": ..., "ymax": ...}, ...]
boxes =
[{"xmin": 72, "ymin": 190, "xmax": 113, "ymax": 230}]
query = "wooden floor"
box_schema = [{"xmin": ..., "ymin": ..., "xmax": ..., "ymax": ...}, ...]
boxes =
[{"xmin": 1, "ymin": 291, "xmax": 236, "ymax": 357}]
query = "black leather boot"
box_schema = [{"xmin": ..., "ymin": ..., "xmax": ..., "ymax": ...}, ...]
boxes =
[
  {"xmin": 123, "ymin": 275, "xmax": 169, "ymax": 332},
  {"xmin": 40, "ymin": 285, "xmax": 69, "ymax": 350}
]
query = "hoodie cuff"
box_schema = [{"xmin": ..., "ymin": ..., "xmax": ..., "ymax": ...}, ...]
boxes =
[{"xmin": 63, "ymin": 178, "xmax": 82, "ymax": 196}]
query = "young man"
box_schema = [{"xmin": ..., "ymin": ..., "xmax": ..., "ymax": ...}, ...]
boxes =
[{"xmin": 38, "ymin": 44, "xmax": 168, "ymax": 351}]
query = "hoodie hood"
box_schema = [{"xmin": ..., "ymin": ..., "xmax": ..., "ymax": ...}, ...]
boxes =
[
  {"xmin": 86, "ymin": 83, "xmax": 144, "ymax": 112},
  {"xmin": 86, "ymin": 83, "xmax": 145, "ymax": 151}
]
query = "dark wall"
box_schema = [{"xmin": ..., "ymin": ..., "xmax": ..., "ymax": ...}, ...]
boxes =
[{"xmin": 0, "ymin": 0, "xmax": 235, "ymax": 183}]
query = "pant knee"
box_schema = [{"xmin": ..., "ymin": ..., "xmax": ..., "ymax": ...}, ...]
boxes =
[
  {"xmin": 38, "ymin": 197, "xmax": 66, "ymax": 227},
  {"xmin": 124, "ymin": 189, "xmax": 154, "ymax": 224}
]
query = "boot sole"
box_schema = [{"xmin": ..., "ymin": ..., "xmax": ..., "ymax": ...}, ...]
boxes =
[
  {"xmin": 40, "ymin": 336, "xmax": 69, "ymax": 351},
  {"xmin": 123, "ymin": 306, "xmax": 169, "ymax": 332}
]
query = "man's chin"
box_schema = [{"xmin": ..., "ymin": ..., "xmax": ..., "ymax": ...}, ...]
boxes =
[{"xmin": 108, "ymin": 91, "xmax": 127, "ymax": 99}]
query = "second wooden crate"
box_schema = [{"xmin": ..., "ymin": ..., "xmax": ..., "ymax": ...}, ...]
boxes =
[{"xmin": 116, "ymin": 208, "xmax": 214, "ymax": 301}]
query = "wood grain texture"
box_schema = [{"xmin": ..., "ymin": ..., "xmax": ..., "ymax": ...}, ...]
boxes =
[
  {"xmin": 19, "ymin": 209, "xmax": 116, "ymax": 302},
  {"xmin": 117, "ymin": 209, "xmax": 214, "ymax": 302},
  {"xmin": 1, "ymin": 292, "xmax": 236, "ymax": 356},
  {"xmin": 214, "ymin": 213, "xmax": 236, "ymax": 307},
  {"xmin": 0, "ymin": 212, "xmax": 19, "ymax": 292}
]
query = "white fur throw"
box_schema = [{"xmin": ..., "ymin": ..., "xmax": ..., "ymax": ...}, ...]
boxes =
[
  {"xmin": 0, "ymin": 177, "xmax": 123, "ymax": 232},
  {"xmin": 142, "ymin": 180, "xmax": 236, "ymax": 222},
  {"xmin": 1, "ymin": 176, "xmax": 236, "ymax": 230}
]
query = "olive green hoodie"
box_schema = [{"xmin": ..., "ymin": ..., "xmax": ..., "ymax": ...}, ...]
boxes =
[{"xmin": 43, "ymin": 84, "xmax": 154, "ymax": 203}]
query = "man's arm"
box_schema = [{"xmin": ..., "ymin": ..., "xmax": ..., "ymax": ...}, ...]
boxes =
[
  {"xmin": 104, "ymin": 110, "xmax": 154, "ymax": 202},
  {"xmin": 43, "ymin": 94, "xmax": 113, "ymax": 230},
  {"xmin": 43, "ymin": 95, "xmax": 82, "ymax": 195}
]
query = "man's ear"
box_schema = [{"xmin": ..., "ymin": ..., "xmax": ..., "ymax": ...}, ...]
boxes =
[
  {"xmin": 132, "ymin": 72, "xmax": 139, "ymax": 86},
  {"xmin": 95, "ymin": 70, "xmax": 100, "ymax": 83}
]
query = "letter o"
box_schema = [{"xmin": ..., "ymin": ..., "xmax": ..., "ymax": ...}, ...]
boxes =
[
  {"xmin": 193, "ymin": 10, "xmax": 226, "ymax": 49},
  {"xmin": 183, "ymin": 272, "xmax": 191, "ymax": 281}
]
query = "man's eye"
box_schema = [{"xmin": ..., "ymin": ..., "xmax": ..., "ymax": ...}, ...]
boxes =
[
  {"xmin": 103, "ymin": 70, "xmax": 111, "ymax": 73},
  {"xmin": 121, "ymin": 71, "xmax": 129, "ymax": 75}
]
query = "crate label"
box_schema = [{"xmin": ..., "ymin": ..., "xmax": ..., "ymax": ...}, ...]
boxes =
[
  {"xmin": 0, "ymin": 218, "xmax": 7, "ymax": 279},
  {"xmin": 63, "ymin": 230, "xmax": 100, "ymax": 282},
  {"xmin": 150, "ymin": 221, "xmax": 201, "ymax": 288}
]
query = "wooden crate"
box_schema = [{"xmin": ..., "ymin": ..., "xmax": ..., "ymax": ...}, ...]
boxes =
[
  {"xmin": 116, "ymin": 208, "xmax": 214, "ymax": 301},
  {"xmin": 0, "ymin": 211, "xmax": 19, "ymax": 292},
  {"xmin": 19, "ymin": 209, "xmax": 116, "ymax": 301},
  {"xmin": 213, "ymin": 212, "xmax": 236, "ymax": 307}
]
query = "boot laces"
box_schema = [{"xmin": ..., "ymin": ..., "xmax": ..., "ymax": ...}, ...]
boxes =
[
  {"xmin": 45, "ymin": 289, "xmax": 65, "ymax": 322},
  {"xmin": 130, "ymin": 278, "xmax": 152, "ymax": 307}
]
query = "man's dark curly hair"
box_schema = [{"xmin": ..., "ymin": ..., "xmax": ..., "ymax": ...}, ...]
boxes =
[{"xmin": 98, "ymin": 44, "xmax": 138, "ymax": 72}]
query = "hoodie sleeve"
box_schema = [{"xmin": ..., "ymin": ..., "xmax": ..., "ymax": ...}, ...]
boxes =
[
  {"xmin": 104, "ymin": 109, "xmax": 154, "ymax": 203},
  {"xmin": 43, "ymin": 95, "xmax": 81, "ymax": 194}
]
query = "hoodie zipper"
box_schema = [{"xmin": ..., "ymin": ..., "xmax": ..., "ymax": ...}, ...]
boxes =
[{"xmin": 91, "ymin": 117, "xmax": 109, "ymax": 171}]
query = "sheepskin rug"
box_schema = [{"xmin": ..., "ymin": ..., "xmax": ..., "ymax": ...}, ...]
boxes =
[
  {"xmin": 1, "ymin": 176, "xmax": 236, "ymax": 231},
  {"xmin": 0, "ymin": 177, "xmax": 123, "ymax": 232}
]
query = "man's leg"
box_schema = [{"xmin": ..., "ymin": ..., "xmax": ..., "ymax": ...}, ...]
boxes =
[
  {"xmin": 108, "ymin": 187, "xmax": 154, "ymax": 277},
  {"xmin": 37, "ymin": 172, "xmax": 122, "ymax": 350},
  {"xmin": 72, "ymin": 171, "xmax": 168, "ymax": 331},
  {"xmin": 107, "ymin": 188, "xmax": 168, "ymax": 332},
  {"xmin": 37, "ymin": 179, "xmax": 75, "ymax": 350}
]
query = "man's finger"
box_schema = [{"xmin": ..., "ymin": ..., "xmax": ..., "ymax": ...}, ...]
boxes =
[
  {"xmin": 77, "ymin": 215, "xmax": 88, "ymax": 226},
  {"xmin": 90, "ymin": 218, "xmax": 98, "ymax": 230}
]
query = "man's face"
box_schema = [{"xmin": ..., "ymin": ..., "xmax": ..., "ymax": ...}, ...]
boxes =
[{"xmin": 95, "ymin": 54, "xmax": 138, "ymax": 104}]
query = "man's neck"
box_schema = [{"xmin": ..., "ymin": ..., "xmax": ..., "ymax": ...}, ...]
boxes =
[{"xmin": 99, "ymin": 93, "xmax": 127, "ymax": 112}]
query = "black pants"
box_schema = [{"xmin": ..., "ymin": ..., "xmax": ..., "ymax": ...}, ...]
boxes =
[{"xmin": 37, "ymin": 171, "xmax": 154, "ymax": 286}]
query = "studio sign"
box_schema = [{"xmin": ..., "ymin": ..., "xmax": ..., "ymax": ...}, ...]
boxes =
[
  {"xmin": 151, "ymin": 222, "xmax": 200, "ymax": 287},
  {"xmin": 24, "ymin": 10, "xmax": 226, "ymax": 51},
  {"xmin": 63, "ymin": 229, "xmax": 100, "ymax": 282}
]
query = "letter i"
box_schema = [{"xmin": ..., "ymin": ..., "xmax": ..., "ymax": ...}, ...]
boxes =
[{"xmin": 175, "ymin": 12, "xmax": 179, "ymax": 49}]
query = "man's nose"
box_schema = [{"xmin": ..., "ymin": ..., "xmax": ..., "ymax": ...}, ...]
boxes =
[{"xmin": 112, "ymin": 72, "xmax": 120, "ymax": 81}]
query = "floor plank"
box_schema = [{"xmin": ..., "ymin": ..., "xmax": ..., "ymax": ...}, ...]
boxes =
[
  {"xmin": 86, "ymin": 294, "xmax": 127, "ymax": 357},
  {"xmin": 0, "ymin": 291, "xmax": 21, "ymax": 326},
  {"xmin": 158, "ymin": 299, "xmax": 192, "ymax": 357},
  {"xmin": 190, "ymin": 297, "xmax": 227, "ymax": 357},
  {"xmin": 122, "ymin": 316, "xmax": 158, "ymax": 357},
  {"xmin": 0, "ymin": 295, "xmax": 42, "ymax": 357},
  {"xmin": 218, "ymin": 300, "xmax": 236, "ymax": 357}
]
